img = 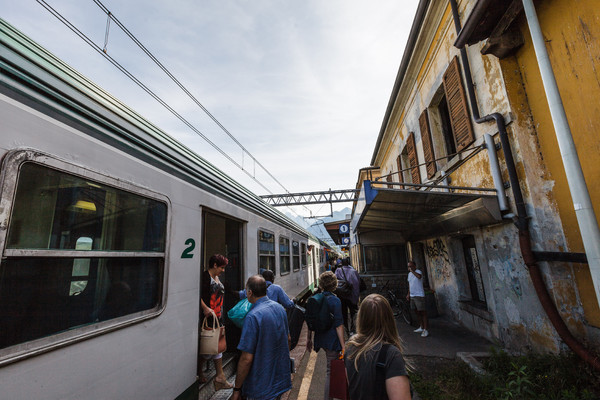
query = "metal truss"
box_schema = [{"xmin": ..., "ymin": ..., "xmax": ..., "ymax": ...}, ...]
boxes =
[{"xmin": 260, "ymin": 189, "xmax": 360, "ymax": 206}]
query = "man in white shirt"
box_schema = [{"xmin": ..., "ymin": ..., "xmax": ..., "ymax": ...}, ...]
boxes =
[{"xmin": 406, "ymin": 261, "xmax": 429, "ymax": 337}]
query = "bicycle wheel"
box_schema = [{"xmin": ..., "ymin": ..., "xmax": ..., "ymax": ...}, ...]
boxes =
[{"xmin": 398, "ymin": 299, "xmax": 412, "ymax": 325}]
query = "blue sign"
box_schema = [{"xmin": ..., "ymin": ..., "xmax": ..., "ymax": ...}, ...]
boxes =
[
  {"xmin": 342, "ymin": 237, "xmax": 350, "ymax": 245},
  {"xmin": 339, "ymin": 223, "xmax": 350, "ymax": 234}
]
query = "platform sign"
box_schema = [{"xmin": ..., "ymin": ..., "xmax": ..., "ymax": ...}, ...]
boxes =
[
  {"xmin": 339, "ymin": 224, "xmax": 350, "ymax": 234},
  {"xmin": 342, "ymin": 237, "xmax": 350, "ymax": 245}
]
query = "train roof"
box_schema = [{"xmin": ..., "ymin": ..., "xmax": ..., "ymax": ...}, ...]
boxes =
[{"xmin": 0, "ymin": 19, "xmax": 308, "ymax": 237}]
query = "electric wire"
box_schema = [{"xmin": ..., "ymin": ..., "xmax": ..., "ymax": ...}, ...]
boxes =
[
  {"xmin": 92, "ymin": 0, "xmax": 294, "ymax": 197},
  {"xmin": 36, "ymin": 0, "xmax": 273, "ymax": 195}
]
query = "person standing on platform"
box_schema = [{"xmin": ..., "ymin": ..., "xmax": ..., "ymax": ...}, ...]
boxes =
[
  {"xmin": 335, "ymin": 258, "xmax": 360, "ymax": 336},
  {"xmin": 406, "ymin": 261, "xmax": 429, "ymax": 337},
  {"xmin": 306, "ymin": 271, "xmax": 346, "ymax": 400},
  {"xmin": 232, "ymin": 275, "xmax": 291, "ymax": 400},
  {"xmin": 238, "ymin": 269, "xmax": 294, "ymax": 309}
]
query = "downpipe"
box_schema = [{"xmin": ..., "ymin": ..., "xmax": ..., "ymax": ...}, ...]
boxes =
[{"xmin": 449, "ymin": 0, "xmax": 600, "ymax": 369}]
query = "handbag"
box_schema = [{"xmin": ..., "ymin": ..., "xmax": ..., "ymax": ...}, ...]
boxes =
[
  {"xmin": 329, "ymin": 356, "xmax": 349, "ymax": 400},
  {"xmin": 227, "ymin": 298, "xmax": 252, "ymax": 328},
  {"xmin": 199, "ymin": 310, "xmax": 227, "ymax": 355},
  {"xmin": 335, "ymin": 268, "xmax": 354, "ymax": 301}
]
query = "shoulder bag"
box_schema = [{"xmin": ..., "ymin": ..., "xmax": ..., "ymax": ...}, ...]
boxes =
[{"xmin": 200, "ymin": 310, "xmax": 227, "ymax": 355}]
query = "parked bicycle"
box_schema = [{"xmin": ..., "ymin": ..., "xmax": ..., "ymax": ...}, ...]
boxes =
[{"xmin": 377, "ymin": 281, "xmax": 412, "ymax": 325}]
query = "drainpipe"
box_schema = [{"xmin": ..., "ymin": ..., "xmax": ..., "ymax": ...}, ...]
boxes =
[
  {"xmin": 449, "ymin": 0, "xmax": 600, "ymax": 370},
  {"xmin": 484, "ymin": 133, "xmax": 509, "ymax": 212},
  {"xmin": 522, "ymin": 0, "xmax": 600, "ymax": 310}
]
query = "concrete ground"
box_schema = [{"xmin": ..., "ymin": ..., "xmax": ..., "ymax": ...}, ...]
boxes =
[
  {"xmin": 209, "ymin": 315, "xmax": 496, "ymax": 399},
  {"xmin": 287, "ymin": 316, "xmax": 495, "ymax": 400}
]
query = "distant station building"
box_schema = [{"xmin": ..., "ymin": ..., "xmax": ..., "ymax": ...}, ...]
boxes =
[{"xmin": 349, "ymin": 0, "xmax": 600, "ymax": 355}]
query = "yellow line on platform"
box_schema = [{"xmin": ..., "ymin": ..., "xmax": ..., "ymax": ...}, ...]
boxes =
[{"xmin": 297, "ymin": 351, "xmax": 318, "ymax": 400}]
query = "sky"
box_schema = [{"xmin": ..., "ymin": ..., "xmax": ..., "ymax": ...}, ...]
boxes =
[{"xmin": 1, "ymin": 0, "xmax": 419, "ymax": 219}]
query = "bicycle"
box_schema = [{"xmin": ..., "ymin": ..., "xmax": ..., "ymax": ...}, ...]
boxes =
[{"xmin": 378, "ymin": 281, "xmax": 412, "ymax": 325}]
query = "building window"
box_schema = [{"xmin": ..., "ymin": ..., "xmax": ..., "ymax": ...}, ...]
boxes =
[
  {"xmin": 402, "ymin": 132, "xmax": 420, "ymax": 185},
  {"xmin": 462, "ymin": 236, "xmax": 486, "ymax": 305},
  {"xmin": 1, "ymin": 161, "xmax": 167, "ymax": 352},
  {"xmin": 442, "ymin": 56, "xmax": 474, "ymax": 152},
  {"xmin": 301, "ymin": 242, "xmax": 307, "ymax": 269},
  {"xmin": 364, "ymin": 244, "xmax": 408, "ymax": 273},
  {"xmin": 292, "ymin": 240, "xmax": 300, "ymax": 272},
  {"xmin": 279, "ymin": 237, "xmax": 290, "ymax": 275},
  {"xmin": 258, "ymin": 230, "xmax": 276, "ymax": 273}
]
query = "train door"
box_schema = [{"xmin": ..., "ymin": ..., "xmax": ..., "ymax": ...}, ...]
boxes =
[
  {"xmin": 199, "ymin": 211, "xmax": 244, "ymax": 368},
  {"xmin": 312, "ymin": 247, "xmax": 318, "ymax": 287}
]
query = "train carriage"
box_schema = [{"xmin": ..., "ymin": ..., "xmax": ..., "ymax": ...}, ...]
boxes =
[{"xmin": 0, "ymin": 19, "xmax": 326, "ymax": 399}]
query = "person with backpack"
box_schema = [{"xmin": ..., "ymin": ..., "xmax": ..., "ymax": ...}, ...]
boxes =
[
  {"xmin": 306, "ymin": 271, "xmax": 345, "ymax": 400},
  {"xmin": 344, "ymin": 294, "xmax": 411, "ymax": 400},
  {"xmin": 335, "ymin": 258, "xmax": 360, "ymax": 336}
]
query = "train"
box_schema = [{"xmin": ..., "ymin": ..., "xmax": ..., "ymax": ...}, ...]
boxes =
[{"xmin": 0, "ymin": 19, "xmax": 334, "ymax": 399}]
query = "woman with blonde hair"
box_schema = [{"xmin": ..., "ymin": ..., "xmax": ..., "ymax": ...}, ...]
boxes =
[{"xmin": 344, "ymin": 294, "xmax": 411, "ymax": 400}]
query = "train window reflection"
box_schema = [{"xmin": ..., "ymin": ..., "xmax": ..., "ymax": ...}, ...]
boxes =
[
  {"xmin": 292, "ymin": 241, "xmax": 300, "ymax": 272},
  {"xmin": 258, "ymin": 230, "xmax": 276, "ymax": 273},
  {"xmin": 0, "ymin": 257, "xmax": 162, "ymax": 349},
  {"xmin": 280, "ymin": 237, "xmax": 290, "ymax": 275},
  {"xmin": 6, "ymin": 163, "xmax": 167, "ymax": 252},
  {"xmin": 0, "ymin": 162, "xmax": 167, "ymax": 352}
]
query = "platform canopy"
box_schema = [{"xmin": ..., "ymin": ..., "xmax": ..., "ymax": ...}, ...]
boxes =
[{"xmin": 350, "ymin": 180, "xmax": 503, "ymax": 241}]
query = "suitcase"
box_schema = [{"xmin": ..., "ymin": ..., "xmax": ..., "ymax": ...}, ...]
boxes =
[{"xmin": 287, "ymin": 304, "xmax": 305, "ymax": 351}]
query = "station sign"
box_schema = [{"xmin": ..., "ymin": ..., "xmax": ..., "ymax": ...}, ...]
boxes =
[{"xmin": 339, "ymin": 223, "xmax": 350, "ymax": 234}]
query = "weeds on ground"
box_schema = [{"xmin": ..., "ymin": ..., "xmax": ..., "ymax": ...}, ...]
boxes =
[{"xmin": 409, "ymin": 348, "xmax": 600, "ymax": 400}]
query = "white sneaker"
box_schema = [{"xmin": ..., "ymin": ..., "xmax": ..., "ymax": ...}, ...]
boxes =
[
  {"xmin": 413, "ymin": 327, "xmax": 424, "ymax": 333},
  {"xmin": 421, "ymin": 329, "xmax": 429, "ymax": 338}
]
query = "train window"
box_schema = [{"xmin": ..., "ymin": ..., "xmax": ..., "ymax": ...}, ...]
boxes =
[
  {"xmin": 279, "ymin": 237, "xmax": 290, "ymax": 275},
  {"xmin": 0, "ymin": 162, "xmax": 167, "ymax": 353},
  {"xmin": 292, "ymin": 241, "xmax": 300, "ymax": 272},
  {"xmin": 258, "ymin": 230, "xmax": 276, "ymax": 273},
  {"xmin": 301, "ymin": 243, "xmax": 307, "ymax": 269}
]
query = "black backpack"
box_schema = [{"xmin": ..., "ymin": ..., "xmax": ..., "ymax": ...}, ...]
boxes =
[{"xmin": 305, "ymin": 292, "xmax": 333, "ymax": 333}]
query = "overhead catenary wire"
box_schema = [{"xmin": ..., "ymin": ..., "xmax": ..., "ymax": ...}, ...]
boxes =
[
  {"xmin": 91, "ymin": 0, "xmax": 295, "ymax": 197},
  {"xmin": 35, "ymin": 0, "xmax": 278, "ymax": 195}
]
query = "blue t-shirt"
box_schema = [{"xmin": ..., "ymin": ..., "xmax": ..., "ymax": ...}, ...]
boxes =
[
  {"xmin": 238, "ymin": 297, "xmax": 292, "ymax": 400},
  {"xmin": 239, "ymin": 282, "xmax": 294, "ymax": 309},
  {"xmin": 313, "ymin": 292, "xmax": 344, "ymax": 352}
]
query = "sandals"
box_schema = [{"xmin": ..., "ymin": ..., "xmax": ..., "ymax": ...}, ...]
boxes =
[{"xmin": 214, "ymin": 379, "xmax": 233, "ymax": 391}]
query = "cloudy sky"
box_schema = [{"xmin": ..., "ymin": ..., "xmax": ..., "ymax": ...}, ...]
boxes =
[{"xmin": 2, "ymin": 0, "xmax": 419, "ymax": 218}]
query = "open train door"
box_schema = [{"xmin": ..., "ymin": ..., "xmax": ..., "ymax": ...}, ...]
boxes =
[{"xmin": 199, "ymin": 211, "xmax": 244, "ymax": 369}]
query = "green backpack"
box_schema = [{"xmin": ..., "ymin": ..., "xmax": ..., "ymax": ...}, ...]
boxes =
[{"xmin": 305, "ymin": 292, "xmax": 333, "ymax": 333}]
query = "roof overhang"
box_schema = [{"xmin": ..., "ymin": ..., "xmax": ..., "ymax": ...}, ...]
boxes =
[
  {"xmin": 454, "ymin": 0, "xmax": 524, "ymax": 58},
  {"xmin": 351, "ymin": 180, "xmax": 503, "ymax": 241}
]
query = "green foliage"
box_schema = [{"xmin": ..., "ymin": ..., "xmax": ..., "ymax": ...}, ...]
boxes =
[{"xmin": 409, "ymin": 349, "xmax": 600, "ymax": 400}]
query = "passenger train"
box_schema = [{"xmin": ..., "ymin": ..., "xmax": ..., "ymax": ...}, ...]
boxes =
[{"xmin": 0, "ymin": 20, "xmax": 333, "ymax": 399}]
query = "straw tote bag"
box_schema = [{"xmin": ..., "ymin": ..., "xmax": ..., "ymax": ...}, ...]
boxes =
[{"xmin": 200, "ymin": 310, "xmax": 226, "ymax": 355}]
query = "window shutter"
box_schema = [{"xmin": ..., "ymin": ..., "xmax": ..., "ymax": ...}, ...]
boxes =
[
  {"xmin": 406, "ymin": 132, "xmax": 421, "ymax": 184},
  {"xmin": 419, "ymin": 109, "xmax": 436, "ymax": 179},
  {"xmin": 443, "ymin": 56, "xmax": 474, "ymax": 152},
  {"xmin": 386, "ymin": 174, "xmax": 393, "ymax": 189},
  {"xmin": 396, "ymin": 155, "xmax": 404, "ymax": 183}
]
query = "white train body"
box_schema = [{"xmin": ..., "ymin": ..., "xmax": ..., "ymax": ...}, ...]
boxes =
[{"xmin": 0, "ymin": 20, "xmax": 328, "ymax": 399}]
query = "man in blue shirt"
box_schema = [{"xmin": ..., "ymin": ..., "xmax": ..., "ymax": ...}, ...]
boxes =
[
  {"xmin": 232, "ymin": 275, "xmax": 291, "ymax": 400},
  {"xmin": 238, "ymin": 269, "xmax": 294, "ymax": 309}
]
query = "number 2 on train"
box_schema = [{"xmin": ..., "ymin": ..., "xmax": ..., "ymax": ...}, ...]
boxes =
[{"xmin": 181, "ymin": 238, "xmax": 195, "ymax": 258}]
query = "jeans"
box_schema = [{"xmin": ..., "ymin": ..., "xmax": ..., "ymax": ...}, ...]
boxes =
[
  {"xmin": 324, "ymin": 349, "xmax": 340, "ymax": 400},
  {"xmin": 340, "ymin": 299, "xmax": 358, "ymax": 334}
]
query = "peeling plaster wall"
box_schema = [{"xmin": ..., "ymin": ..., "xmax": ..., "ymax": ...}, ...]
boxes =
[{"xmin": 368, "ymin": 0, "xmax": 595, "ymax": 353}]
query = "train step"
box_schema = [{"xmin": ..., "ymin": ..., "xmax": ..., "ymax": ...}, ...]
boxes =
[{"xmin": 198, "ymin": 352, "xmax": 237, "ymax": 400}]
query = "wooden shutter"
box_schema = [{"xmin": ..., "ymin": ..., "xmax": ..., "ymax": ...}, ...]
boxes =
[
  {"xmin": 443, "ymin": 56, "xmax": 474, "ymax": 152},
  {"xmin": 406, "ymin": 132, "xmax": 421, "ymax": 184},
  {"xmin": 419, "ymin": 109, "xmax": 436, "ymax": 179},
  {"xmin": 396, "ymin": 155, "xmax": 404, "ymax": 183},
  {"xmin": 386, "ymin": 174, "xmax": 393, "ymax": 189}
]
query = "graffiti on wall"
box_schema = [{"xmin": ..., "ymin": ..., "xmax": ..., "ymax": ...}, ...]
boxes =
[{"xmin": 426, "ymin": 238, "xmax": 451, "ymax": 282}]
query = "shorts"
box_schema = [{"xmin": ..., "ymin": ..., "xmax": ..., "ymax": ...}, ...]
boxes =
[
  {"xmin": 410, "ymin": 296, "xmax": 426, "ymax": 311},
  {"xmin": 202, "ymin": 352, "xmax": 223, "ymax": 360}
]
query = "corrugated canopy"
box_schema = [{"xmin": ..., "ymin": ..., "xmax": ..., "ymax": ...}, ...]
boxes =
[{"xmin": 351, "ymin": 180, "xmax": 503, "ymax": 241}]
